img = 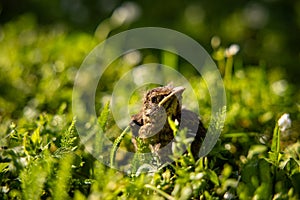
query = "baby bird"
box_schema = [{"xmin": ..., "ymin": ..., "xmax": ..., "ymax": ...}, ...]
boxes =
[{"xmin": 130, "ymin": 85, "xmax": 206, "ymax": 159}]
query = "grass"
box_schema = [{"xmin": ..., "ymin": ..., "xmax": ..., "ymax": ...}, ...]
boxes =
[{"xmin": 0, "ymin": 14, "xmax": 299, "ymax": 199}]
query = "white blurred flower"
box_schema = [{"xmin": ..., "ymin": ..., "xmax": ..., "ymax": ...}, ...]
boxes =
[
  {"xmin": 271, "ymin": 79, "xmax": 288, "ymax": 96},
  {"xmin": 111, "ymin": 2, "xmax": 140, "ymax": 26},
  {"xmin": 19, "ymin": 157, "xmax": 29, "ymax": 167},
  {"xmin": 225, "ymin": 44, "xmax": 240, "ymax": 57},
  {"xmin": 278, "ymin": 113, "xmax": 291, "ymax": 132},
  {"xmin": 211, "ymin": 35, "xmax": 221, "ymax": 49},
  {"xmin": 123, "ymin": 50, "xmax": 141, "ymax": 65}
]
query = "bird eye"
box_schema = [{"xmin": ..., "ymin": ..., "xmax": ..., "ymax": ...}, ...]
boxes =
[
  {"xmin": 151, "ymin": 96, "xmax": 157, "ymax": 103},
  {"xmin": 151, "ymin": 95, "xmax": 164, "ymax": 103}
]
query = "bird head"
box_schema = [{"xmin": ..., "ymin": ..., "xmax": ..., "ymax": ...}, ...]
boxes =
[{"xmin": 142, "ymin": 85, "xmax": 185, "ymax": 123}]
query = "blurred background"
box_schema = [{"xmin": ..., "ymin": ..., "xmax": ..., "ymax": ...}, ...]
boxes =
[
  {"xmin": 1, "ymin": 0, "xmax": 299, "ymax": 84},
  {"xmin": 0, "ymin": 0, "xmax": 299, "ymax": 124}
]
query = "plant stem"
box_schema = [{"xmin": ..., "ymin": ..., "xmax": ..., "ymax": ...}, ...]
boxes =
[
  {"xmin": 110, "ymin": 126, "xmax": 130, "ymax": 168},
  {"xmin": 145, "ymin": 184, "xmax": 175, "ymax": 200}
]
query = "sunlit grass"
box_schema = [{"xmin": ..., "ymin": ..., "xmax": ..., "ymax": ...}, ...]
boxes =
[{"xmin": 0, "ymin": 15, "xmax": 299, "ymax": 199}]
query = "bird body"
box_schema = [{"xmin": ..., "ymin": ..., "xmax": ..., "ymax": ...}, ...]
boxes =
[{"xmin": 129, "ymin": 85, "xmax": 206, "ymax": 159}]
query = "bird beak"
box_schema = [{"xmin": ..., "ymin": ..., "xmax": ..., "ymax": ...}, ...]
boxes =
[{"xmin": 158, "ymin": 86, "xmax": 185, "ymax": 107}]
